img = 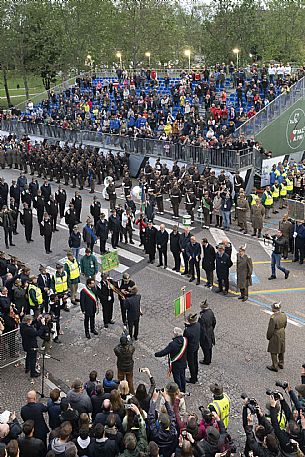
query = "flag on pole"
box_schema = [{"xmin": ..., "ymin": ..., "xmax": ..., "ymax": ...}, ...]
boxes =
[{"xmin": 174, "ymin": 291, "xmax": 191, "ymax": 317}]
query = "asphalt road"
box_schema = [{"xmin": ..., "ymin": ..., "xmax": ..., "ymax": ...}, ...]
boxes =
[{"xmin": 0, "ymin": 167, "xmax": 304, "ymax": 445}]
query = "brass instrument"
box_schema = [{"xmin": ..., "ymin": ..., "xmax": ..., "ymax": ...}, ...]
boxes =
[{"xmin": 106, "ymin": 279, "xmax": 126, "ymax": 300}]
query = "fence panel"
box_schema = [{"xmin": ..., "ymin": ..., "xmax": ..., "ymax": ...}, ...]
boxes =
[{"xmin": 0, "ymin": 328, "xmax": 24, "ymax": 369}]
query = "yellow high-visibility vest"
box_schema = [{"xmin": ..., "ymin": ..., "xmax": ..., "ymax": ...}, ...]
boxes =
[
  {"xmin": 53, "ymin": 272, "xmax": 68, "ymax": 293},
  {"xmin": 28, "ymin": 284, "xmax": 43, "ymax": 307},
  {"xmin": 271, "ymin": 186, "xmax": 280, "ymax": 198},
  {"xmin": 286, "ymin": 178, "xmax": 293, "ymax": 192},
  {"xmin": 264, "ymin": 191, "xmax": 273, "ymax": 206},
  {"xmin": 280, "ymin": 184, "xmax": 287, "ymax": 197},
  {"xmin": 208, "ymin": 393, "xmax": 231, "ymax": 429},
  {"xmin": 65, "ymin": 259, "xmax": 80, "ymax": 280},
  {"xmin": 250, "ymin": 194, "xmax": 258, "ymax": 205}
]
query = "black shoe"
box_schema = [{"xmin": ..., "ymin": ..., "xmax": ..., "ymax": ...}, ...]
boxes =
[
  {"xmin": 104, "ymin": 325, "xmax": 109, "ymax": 328},
  {"xmin": 54, "ymin": 229, "xmax": 59, "ymax": 232},
  {"xmin": 30, "ymin": 239, "xmax": 34, "ymax": 242},
  {"xmin": 238, "ymin": 296, "xmax": 243, "ymax": 300},
  {"xmin": 91, "ymin": 330, "xmax": 98, "ymax": 335},
  {"xmin": 181, "ymin": 272, "xmax": 188, "ymax": 276},
  {"xmin": 86, "ymin": 333, "xmax": 91, "ymax": 339},
  {"xmin": 268, "ymin": 276, "xmax": 276, "ymax": 280},
  {"xmin": 196, "ymin": 280, "xmax": 200, "ymax": 285},
  {"xmin": 130, "ymin": 241, "xmax": 135, "ymax": 245},
  {"xmin": 31, "ymin": 372, "xmax": 41, "ymax": 378},
  {"xmin": 157, "ymin": 264, "xmax": 163, "ymax": 267},
  {"xmin": 63, "ymin": 307, "xmax": 70, "ymax": 312},
  {"xmin": 285, "ymin": 270, "xmax": 290, "ymax": 279},
  {"xmin": 266, "ymin": 365, "xmax": 278, "ymax": 372},
  {"xmin": 172, "ymin": 267, "xmax": 176, "ymax": 271},
  {"xmin": 109, "ymin": 320, "xmax": 115, "ymax": 324},
  {"xmin": 164, "ymin": 265, "xmax": 167, "ymax": 269},
  {"xmin": 242, "ymin": 297, "xmax": 248, "ymax": 302},
  {"xmin": 215, "ymin": 288, "xmax": 222, "ymax": 293},
  {"xmin": 189, "ymin": 277, "xmax": 195, "ymax": 282},
  {"xmin": 10, "ymin": 243, "xmax": 15, "ymax": 246},
  {"xmin": 53, "ymin": 338, "xmax": 61, "ymax": 343},
  {"xmin": 223, "ymin": 291, "xmax": 228, "ymax": 295},
  {"xmin": 5, "ymin": 245, "xmax": 9, "ymax": 249},
  {"xmin": 199, "ymin": 360, "xmax": 211, "ymax": 365}
]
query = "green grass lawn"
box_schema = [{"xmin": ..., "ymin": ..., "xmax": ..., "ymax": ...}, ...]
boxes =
[{"xmin": 0, "ymin": 72, "xmax": 57, "ymax": 109}]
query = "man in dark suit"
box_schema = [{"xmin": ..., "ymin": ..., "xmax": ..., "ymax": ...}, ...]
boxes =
[
  {"xmin": 20, "ymin": 391, "xmax": 49, "ymax": 445},
  {"xmin": 18, "ymin": 419, "xmax": 46, "ymax": 457},
  {"xmin": 96, "ymin": 213, "xmax": 109, "ymax": 254},
  {"xmin": 19, "ymin": 315, "xmax": 40, "ymax": 378},
  {"xmin": 124, "ymin": 286, "xmax": 142, "ymax": 341},
  {"xmin": 156, "ymin": 224, "xmax": 169, "ymax": 268},
  {"xmin": 179, "ymin": 227, "xmax": 192, "ymax": 276},
  {"xmin": 155, "ymin": 327, "xmax": 187, "ymax": 392},
  {"xmin": 186, "ymin": 235, "xmax": 201, "ymax": 285},
  {"xmin": 170, "ymin": 226, "xmax": 181, "ymax": 272},
  {"xmin": 215, "ymin": 244, "xmax": 233, "ymax": 295},
  {"xmin": 145, "ymin": 221, "xmax": 157, "ymax": 264},
  {"xmin": 55, "ymin": 185, "xmax": 67, "ymax": 219},
  {"xmin": 37, "ymin": 265, "xmax": 51, "ymax": 313},
  {"xmin": 183, "ymin": 313, "xmax": 200, "ymax": 384},
  {"xmin": 80, "ymin": 277, "xmax": 99, "ymax": 339},
  {"xmin": 96, "ymin": 273, "xmax": 115, "ymax": 329},
  {"xmin": 90, "ymin": 196, "xmax": 101, "ymax": 228},
  {"xmin": 201, "ymin": 238, "xmax": 216, "ymax": 289},
  {"xmin": 108, "ymin": 209, "xmax": 121, "ymax": 249}
]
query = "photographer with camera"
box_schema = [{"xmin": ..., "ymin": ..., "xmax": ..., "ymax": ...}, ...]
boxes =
[
  {"xmin": 114, "ymin": 334, "xmax": 135, "ymax": 395},
  {"xmin": 267, "ymin": 230, "xmax": 290, "ymax": 281},
  {"xmin": 269, "ymin": 392, "xmax": 305, "ymax": 455},
  {"xmin": 242, "ymin": 396, "xmax": 279, "ymax": 457},
  {"xmin": 147, "ymin": 389, "xmax": 178, "ymax": 457}
]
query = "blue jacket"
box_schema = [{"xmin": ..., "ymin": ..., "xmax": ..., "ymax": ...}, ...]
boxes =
[
  {"xmin": 296, "ymin": 224, "xmax": 305, "ymax": 239},
  {"xmin": 186, "ymin": 241, "xmax": 201, "ymax": 259}
]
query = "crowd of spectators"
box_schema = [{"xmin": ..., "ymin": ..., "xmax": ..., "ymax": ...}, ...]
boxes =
[{"xmin": 1, "ymin": 63, "xmax": 303, "ymax": 151}]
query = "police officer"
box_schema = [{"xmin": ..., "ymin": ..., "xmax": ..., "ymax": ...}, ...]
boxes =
[
  {"xmin": 90, "ymin": 196, "xmax": 101, "ymax": 228},
  {"xmin": 33, "ymin": 190, "xmax": 45, "ymax": 225},
  {"xmin": 40, "ymin": 212, "xmax": 53, "ymax": 254},
  {"xmin": 64, "ymin": 251, "xmax": 80, "ymax": 305},
  {"xmin": 28, "ymin": 276, "xmax": 43, "ymax": 317},
  {"xmin": 45, "ymin": 195, "xmax": 59, "ymax": 232},
  {"xmin": 261, "ymin": 186, "xmax": 273, "ymax": 219},
  {"xmin": 72, "ymin": 191, "xmax": 82, "ymax": 224},
  {"xmin": 51, "ymin": 263, "xmax": 69, "ymax": 312},
  {"xmin": 185, "ymin": 189, "xmax": 196, "ymax": 223},
  {"xmin": 65, "ymin": 203, "xmax": 77, "ymax": 235},
  {"xmin": 20, "ymin": 202, "xmax": 33, "ymax": 243},
  {"xmin": 208, "ymin": 383, "xmax": 231, "ymax": 429},
  {"xmin": 55, "ymin": 185, "xmax": 67, "ymax": 219}
]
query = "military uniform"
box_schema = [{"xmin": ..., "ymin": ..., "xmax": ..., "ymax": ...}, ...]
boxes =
[{"xmin": 266, "ymin": 306, "xmax": 287, "ymax": 372}]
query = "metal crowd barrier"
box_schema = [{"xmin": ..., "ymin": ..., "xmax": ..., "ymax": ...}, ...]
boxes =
[
  {"xmin": 235, "ymin": 75, "xmax": 305, "ymax": 138},
  {"xmin": 1, "ymin": 119, "xmax": 259, "ymax": 170},
  {"xmin": 0, "ymin": 328, "xmax": 24, "ymax": 369}
]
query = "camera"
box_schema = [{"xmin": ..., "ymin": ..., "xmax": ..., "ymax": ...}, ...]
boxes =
[
  {"xmin": 302, "ymin": 364, "xmax": 305, "ymax": 369},
  {"xmin": 124, "ymin": 404, "xmax": 133, "ymax": 409},
  {"xmin": 139, "ymin": 368, "xmax": 146, "ymax": 373},
  {"xmin": 181, "ymin": 430, "xmax": 187, "ymax": 438},
  {"xmin": 266, "ymin": 389, "xmax": 281, "ymax": 400},
  {"xmin": 275, "ymin": 381, "xmax": 288, "ymax": 390},
  {"xmin": 241, "ymin": 394, "xmax": 259, "ymax": 414},
  {"xmin": 156, "ymin": 388, "xmax": 164, "ymax": 393}
]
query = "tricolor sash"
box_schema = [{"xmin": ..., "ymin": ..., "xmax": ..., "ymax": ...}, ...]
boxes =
[
  {"xmin": 168, "ymin": 337, "xmax": 187, "ymax": 374},
  {"xmin": 83, "ymin": 287, "xmax": 97, "ymax": 303}
]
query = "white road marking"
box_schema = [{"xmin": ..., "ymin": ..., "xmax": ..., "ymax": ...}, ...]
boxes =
[
  {"xmin": 209, "ymin": 227, "xmax": 238, "ymax": 263},
  {"xmin": 262, "ymin": 309, "xmax": 302, "ymax": 327},
  {"xmin": 258, "ymin": 240, "xmax": 273, "ymax": 257}
]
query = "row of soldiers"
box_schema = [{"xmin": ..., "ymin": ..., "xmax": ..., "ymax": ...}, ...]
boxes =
[{"xmin": 0, "ymin": 136, "xmax": 129, "ymax": 190}]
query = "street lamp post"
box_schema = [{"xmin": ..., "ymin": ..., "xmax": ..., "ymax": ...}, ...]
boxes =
[
  {"xmin": 116, "ymin": 52, "xmax": 122, "ymax": 68},
  {"xmin": 233, "ymin": 48, "xmax": 240, "ymax": 69},
  {"xmin": 145, "ymin": 52, "xmax": 151, "ymax": 66},
  {"xmin": 184, "ymin": 49, "xmax": 191, "ymax": 71}
]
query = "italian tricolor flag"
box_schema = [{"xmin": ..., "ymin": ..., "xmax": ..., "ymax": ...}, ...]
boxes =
[{"xmin": 174, "ymin": 291, "xmax": 191, "ymax": 317}]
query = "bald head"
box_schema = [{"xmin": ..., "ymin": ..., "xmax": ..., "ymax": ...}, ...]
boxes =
[{"xmin": 27, "ymin": 390, "xmax": 37, "ymax": 403}]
